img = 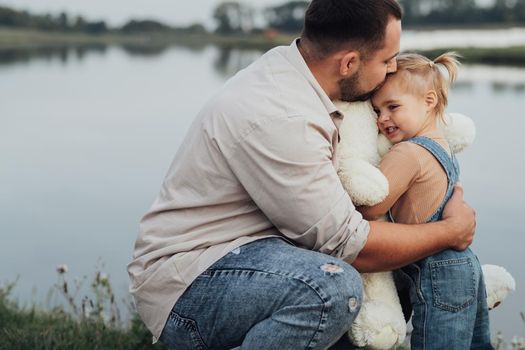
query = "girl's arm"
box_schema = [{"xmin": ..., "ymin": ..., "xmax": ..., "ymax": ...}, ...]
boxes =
[{"xmin": 358, "ymin": 143, "xmax": 420, "ymax": 220}]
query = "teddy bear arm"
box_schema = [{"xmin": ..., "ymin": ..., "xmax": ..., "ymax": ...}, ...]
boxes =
[{"xmin": 338, "ymin": 158, "xmax": 389, "ymax": 207}]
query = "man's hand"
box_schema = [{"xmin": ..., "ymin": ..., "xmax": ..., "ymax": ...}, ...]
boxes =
[
  {"xmin": 441, "ymin": 183, "xmax": 476, "ymax": 251},
  {"xmin": 352, "ymin": 183, "xmax": 477, "ymax": 272}
]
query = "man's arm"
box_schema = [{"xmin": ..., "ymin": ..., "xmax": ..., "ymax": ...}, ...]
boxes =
[
  {"xmin": 351, "ymin": 184, "xmax": 476, "ymax": 272},
  {"xmin": 224, "ymin": 115, "xmax": 368, "ymax": 261}
]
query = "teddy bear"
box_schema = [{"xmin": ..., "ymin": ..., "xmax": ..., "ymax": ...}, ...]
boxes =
[{"xmin": 334, "ymin": 100, "xmax": 516, "ymax": 350}]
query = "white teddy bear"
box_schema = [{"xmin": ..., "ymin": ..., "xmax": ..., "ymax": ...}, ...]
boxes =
[{"xmin": 335, "ymin": 100, "xmax": 516, "ymax": 350}]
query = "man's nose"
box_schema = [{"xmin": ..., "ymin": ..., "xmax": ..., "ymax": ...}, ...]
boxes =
[{"xmin": 387, "ymin": 58, "xmax": 397, "ymax": 74}]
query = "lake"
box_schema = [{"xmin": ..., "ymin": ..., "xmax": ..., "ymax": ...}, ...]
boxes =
[{"xmin": 1, "ymin": 41, "xmax": 524, "ymax": 341}]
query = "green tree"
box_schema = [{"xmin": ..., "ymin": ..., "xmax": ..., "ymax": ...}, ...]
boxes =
[
  {"xmin": 58, "ymin": 12, "xmax": 68, "ymax": 30},
  {"xmin": 120, "ymin": 19, "xmax": 171, "ymax": 33},
  {"xmin": 489, "ymin": 0, "xmax": 525, "ymax": 22},
  {"xmin": 73, "ymin": 15, "xmax": 87, "ymax": 31},
  {"xmin": 213, "ymin": 1, "xmax": 253, "ymax": 34},
  {"xmin": 84, "ymin": 21, "xmax": 107, "ymax": 34},
  {"xmin": 264, "ymin": 1, "xmax": 309, "ymax": 33}
]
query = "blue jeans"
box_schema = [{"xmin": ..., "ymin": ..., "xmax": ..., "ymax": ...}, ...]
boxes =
[
  {"xmin": 159, "ymin": 237, "xmax": 363, "ymax": 350},
  {"xmin": 397, "ymin": 248, "xmax": 493, "ymax": 349}
]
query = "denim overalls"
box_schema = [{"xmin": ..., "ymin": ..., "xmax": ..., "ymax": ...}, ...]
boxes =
[{"xmin": 393, "ymin": 136, "xmax": 493, "ymax": 350}]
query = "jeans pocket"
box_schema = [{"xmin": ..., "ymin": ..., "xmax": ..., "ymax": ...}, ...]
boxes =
[
  {"xmin": 430, "ymin": 257, "xmax": 477, "ymax": 312},
  {"xmin": 159, "ymin": 311, "xmax": 207, "ymax": 350}
]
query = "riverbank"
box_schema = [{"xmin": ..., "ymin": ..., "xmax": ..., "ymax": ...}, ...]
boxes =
[
  {"xmin": 0, "ymin": 27, "xmax": 295, "ymax": 50},
  {"xmin": 2, "ymin": 27, "xmax": 525, "ymax": 66}
]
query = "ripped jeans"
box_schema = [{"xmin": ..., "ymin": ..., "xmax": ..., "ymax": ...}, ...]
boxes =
[{"xmin": 159, "ymin": 237, "xmax": 363, "ymax": 350}]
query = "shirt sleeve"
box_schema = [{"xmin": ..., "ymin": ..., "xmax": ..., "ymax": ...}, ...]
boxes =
[
  {"xmin": 224, "ymin": 115, "xmax": 369, "ymax": 263},
  {"xmin": 358, "ymin": 142, "xmax": 420, "ymax": 219}
]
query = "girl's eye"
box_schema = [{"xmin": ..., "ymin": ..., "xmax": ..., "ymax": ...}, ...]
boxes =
[{"xmin": 388, "ymin": 105, "xmax": 399, "ymax": 111}]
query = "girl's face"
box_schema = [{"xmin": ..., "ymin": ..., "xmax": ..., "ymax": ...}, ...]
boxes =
[{"xmin": 371, "ymin": 74, "xmax": 436, "ymax": 144}]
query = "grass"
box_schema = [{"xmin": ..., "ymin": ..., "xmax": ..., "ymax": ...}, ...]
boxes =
[
  {"xmin": 0, "ymin": 269, "xmax": 166, "ymax": 350},
  {"xmin": 0, "ymin": 300, "xmax": 162, "ymax": 350}
]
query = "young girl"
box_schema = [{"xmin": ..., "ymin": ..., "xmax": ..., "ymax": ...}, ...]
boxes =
[{"xmin": 361, "ymin": 52, "xmax": 493, "ymax": 349}]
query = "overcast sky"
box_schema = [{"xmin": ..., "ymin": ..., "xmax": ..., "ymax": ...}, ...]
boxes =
[{"xmin": 0, "ymin": 0, "xmax": 289, "ymax": 28}]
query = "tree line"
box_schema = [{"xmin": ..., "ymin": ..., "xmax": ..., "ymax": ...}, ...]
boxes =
[
  {"xmin": 401, "ymin": 0, "xmax": 525, "ymax": 27},
  {"xmin": 1, "ymin": 1, "xmax": 525, "ymax": 36},
  {"xmin": 0, "ymin": 6, "xmax": 108, "ymax": 33},
  {"xmin": 0, "ymin": 6, "xmax": 206, "ymax": 34},
  {"xmin": 212, "ymin": 0, "xmax": 525, "ymax": 34}
]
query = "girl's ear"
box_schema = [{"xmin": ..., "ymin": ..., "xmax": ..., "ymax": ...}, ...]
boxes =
[
  {"xmin": 425, "ymin": 90, "xmax": 438, "ymax": 111},
  {"xmin": 339, "ymin": 51, "xmax": 360, "ymax": 77}
]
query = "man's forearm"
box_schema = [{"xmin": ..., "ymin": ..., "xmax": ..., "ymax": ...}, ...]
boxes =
[{"xmin": 349, "ymin": 220, "xmax": 454, "ymax": 272}]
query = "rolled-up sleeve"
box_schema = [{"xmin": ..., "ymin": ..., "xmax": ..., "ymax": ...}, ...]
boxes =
[{"xmin": 224, "ymin": 115, "xmax": 369, "ymax": 262}]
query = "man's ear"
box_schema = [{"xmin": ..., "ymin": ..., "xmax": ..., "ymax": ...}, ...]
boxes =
[
  {"xmin": 339, "ymin": 51, "xmax": 360, "ymax": 77},
  {"xmin": 425, "ymin": 90, "xmax": 438, "ymax": 110}
]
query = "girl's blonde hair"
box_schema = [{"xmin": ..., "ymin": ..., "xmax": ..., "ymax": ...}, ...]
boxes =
[{"xmin": 394, "ymin": 52, "xmax": 460, "ymax": 121}]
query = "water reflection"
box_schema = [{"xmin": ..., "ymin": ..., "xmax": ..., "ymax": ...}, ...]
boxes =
[
  {"xmin": 213, "ymin": 47, "xmax": 263, "ymax": 77},
  {"xmin": 3, "ymin": 44, "xmax": 524, "ymax": 92},
  {"xmin": 119, "ymin": 44, "xmax": 170, "ymax": 57},
  {"xmin": 451, "ymin": 81, "xmax": 474, "ymax": 91},
  {"xmin": 492, "ymin": 82, "xmax": 525, "ymax": 93},
  {"xmin": 0, "ymin": 45, "xmax": 108, "ymax": 66},
  {"xmin": 459, "ymin": 65, "xmax": 525, "ymax": 91}
]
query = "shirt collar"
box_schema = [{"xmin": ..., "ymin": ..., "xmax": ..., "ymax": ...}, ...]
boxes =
[{"xmin": 286, "ymin": 38, "xmax": 343, "ymax": 119}]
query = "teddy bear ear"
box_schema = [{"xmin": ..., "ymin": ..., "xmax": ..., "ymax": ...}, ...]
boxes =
[
  {"xmin": 439, "ymin": 112, "xmax": 476, "ymax": 154},
  {"xmin": 481, "ymin": 264, "xmax": 516, "ymax": 310}
]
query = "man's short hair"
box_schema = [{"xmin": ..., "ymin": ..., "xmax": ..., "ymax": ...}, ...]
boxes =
[{"xmin": 301, "ymin": 0, "xmax": 402, "ymax": 60}]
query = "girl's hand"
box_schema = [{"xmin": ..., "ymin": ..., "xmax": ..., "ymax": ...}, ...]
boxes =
[{"xmin": 441, "ymin": 183, "xmax": 476, "ymax": 251}]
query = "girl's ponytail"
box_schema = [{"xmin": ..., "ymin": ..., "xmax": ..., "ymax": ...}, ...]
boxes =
[
  {"xmin": 432, "ymin": 51, "xmax": 460, "ymax": 86},
  {"xmin": 395, "ymin": 51, "xmax": 461, "ymax": 121}
]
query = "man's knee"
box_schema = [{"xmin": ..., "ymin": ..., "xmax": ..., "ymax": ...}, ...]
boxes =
[{"xmin": 318, "ymin": 261, "xmax": 363, "ymax": 330}]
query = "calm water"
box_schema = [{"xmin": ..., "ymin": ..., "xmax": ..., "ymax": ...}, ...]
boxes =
[{"xmin": 1, "ymin": 43, "xmax": 524, "ymax": 339}]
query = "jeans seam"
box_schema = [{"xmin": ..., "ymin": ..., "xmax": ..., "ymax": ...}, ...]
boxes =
[
  {"xmin": 206, "ymin": 268, "xmax": 328, "ymax": 300},
  {"xmin": 166, "ymin": 311, "xmax": 208, "ymax": 350},
  {"xmin": 206, "ymin": 267, "xmax": 332, "ymax": 349},
  {"xmin": 422, "ymin": 296, "xmax": 427, "ymax": 350},
  {"xmin": 416, "ymin": 264, "xmax": 427, "ymax": 350}
]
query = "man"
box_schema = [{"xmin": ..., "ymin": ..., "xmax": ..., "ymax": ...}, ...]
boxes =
[{"xmin": 128, "ymin": 0, "xmax": 476, "ymax": 349}]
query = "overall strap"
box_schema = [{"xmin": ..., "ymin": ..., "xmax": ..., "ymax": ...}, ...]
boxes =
[
  {"xmin": 408, "ymin": 136, "xmax": 460, "ymax": 182},
  {"xmin": 388, "ymin": 136, "xmax": 460, "ymax": 223}
]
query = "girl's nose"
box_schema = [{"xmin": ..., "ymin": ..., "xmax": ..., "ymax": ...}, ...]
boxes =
[{"xmin": 378, "ymin": 111, "xmax": 390, "ymax": 122}]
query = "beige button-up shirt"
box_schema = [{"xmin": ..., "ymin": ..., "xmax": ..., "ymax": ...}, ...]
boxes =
[{"xmin": 128, "ymin": 39, "xmax": 370, "ymax": 340}]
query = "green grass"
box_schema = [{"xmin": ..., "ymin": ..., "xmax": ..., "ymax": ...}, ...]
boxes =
[
  {"xmin": 0, "ymin": 288, "xmax": 166, "ymax": 350},
  {"xmin": 0, "ymin": 267, "xmax": 168, "ymax": 350}
]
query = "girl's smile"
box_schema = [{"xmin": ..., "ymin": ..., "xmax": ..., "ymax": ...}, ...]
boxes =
[
  {"xmin": 384, "ymin": 126, "xmax": 399, "ymax": 137},
  {"xmin": 371, "ymin": 74, "xmax": 437, "ymax": 144}
]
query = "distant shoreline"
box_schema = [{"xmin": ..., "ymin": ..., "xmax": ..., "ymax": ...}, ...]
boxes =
[{"xmin": 1, "ymin": 27, "xmax": 525, "ymax": 66}]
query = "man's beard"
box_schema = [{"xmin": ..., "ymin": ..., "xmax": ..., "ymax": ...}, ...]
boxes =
[{"xmin": 339, "ymin": 69, "xmax": 382, "ymax": 102}]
